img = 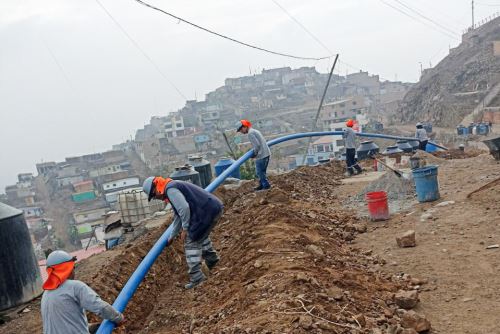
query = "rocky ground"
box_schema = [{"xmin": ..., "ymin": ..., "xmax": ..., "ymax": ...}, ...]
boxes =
[{"xmin": 1, "ymin": 150, "xmax": 499, "ymax": 334}]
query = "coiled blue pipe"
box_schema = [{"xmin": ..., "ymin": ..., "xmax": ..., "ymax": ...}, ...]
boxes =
[{"xmin": 97, "ymin": 130, "xmax": 446, "ymax": 333}]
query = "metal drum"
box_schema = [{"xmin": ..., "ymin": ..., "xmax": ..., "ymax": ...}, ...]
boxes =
[
  {"xmin": 0, "ymin": 202, "xmax": 42, "ymax": 310},
  {"xmin": 396, "ymin": 140, "xmax": 413, "ymax": 153},
  {"xmin": 187, "ymin": 156, "xmax": 212, "ymax": 188},
  {"xmin": 170, "ymin": 165, "xmax": 202, "ymax": 187},
  {"xmin": 356, "ymin": 141, "xmax": 379, "ymax": 160}
]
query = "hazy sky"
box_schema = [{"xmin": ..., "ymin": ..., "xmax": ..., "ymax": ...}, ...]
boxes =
[{"xmin": 0, "ymin": 0, "xmax": 495, "ymax": 190}]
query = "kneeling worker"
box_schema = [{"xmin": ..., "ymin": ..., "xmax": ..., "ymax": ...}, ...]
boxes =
[
  {"xmin": 41, "ymin": 250, "xmax": 124, "ymax": 334},
  {"xmin": 143, "ymin": 176, "xmax": 223, "ymax": 289},
  {"xmin": 236, "ymin": 119, "xmax": 271, "ymax": 191},
  {"xmin": 343, "ymin": 119, "xmax": 362, "ymax": 176}
]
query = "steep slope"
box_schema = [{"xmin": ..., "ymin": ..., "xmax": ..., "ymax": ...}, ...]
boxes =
[{"xmin": 399, "ymin": 15, "xmax": 500, "ymax": 126}]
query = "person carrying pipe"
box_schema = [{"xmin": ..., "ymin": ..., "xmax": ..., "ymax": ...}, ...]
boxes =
[
  {"xmin": 41, "ymin": 250, "xmax": 124, "ymax": 334},
  {"xmin": 236, "ymin": 119, "xmax": 271, "ymax": 191},
  {"xmin": 142, "ymin": 176, "xmax": 223, "ymax": 289},
  {"xmin": 415, "ymin": 122, "xmax": 429, "ymax": 151},
  {"xmin": 343, "ymin": 119, "xmax": 363, "ymax": 176}
]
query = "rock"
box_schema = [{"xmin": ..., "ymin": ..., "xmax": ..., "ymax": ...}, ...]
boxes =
[
  {"xmin": 434, "ymin": 200, "xmax": 455, "ymax": 207},
  {"xmin": 21, "ymin": 307, "xmax": 31, "ymax": 313},
  {"xmin": 354, "ymin": 223, "xmax": 367, "ymax": 233},
  {"xmin": 462, "ymin": 297, "xmax": 475, "ymax": 302},
  {"xmin": 258, "ymin": 198, "xmax": 268, "ymax": 205},
  {"xmin": 401, "ymin": 310, "xmax": 431, "ymax": 332},
  {"xmin": 395, "ymin": 290, "xmax": 419, "ymax": 309},
  {"xmin": 420, "ymin": 213, "xmax": 433, "ymax": 221},
  {"xmin": 352, "ymin": 313, "xmax": 366, "ymax": 327},
  {"xmin": 253, "ymin": 260, "xmax": 263, "ymax": 268},
  {"xmin": 327, "ymin": 286, "xmax": 344, "ymax": 300},
  {"xmin": 396, "ymin": 230, "xmax": 416, "ymax": 248},
  {"xmin": 307, "ymin": 212, "xmax": 317, "ymax": 219},
  {"xmin": 298, "ymin": 315, "xmax": 313, "ymax": 330},
  {"xmin": 295, "ymin": 273, "xmax": 309, "ymax": 282},
  {"xmin": 306, "ymin": 244, "xmax": 325, "ymax": 258}
]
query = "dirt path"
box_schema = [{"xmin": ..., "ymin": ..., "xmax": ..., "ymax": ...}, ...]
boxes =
[{"xmin": 352, "ymin": 154, "xmax": 500, "ymax": 333}]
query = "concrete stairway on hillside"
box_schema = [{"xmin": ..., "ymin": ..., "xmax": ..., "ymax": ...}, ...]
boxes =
[{"xmin": 461, "ymin": 81, "xmax": 500, "ymax": 125}]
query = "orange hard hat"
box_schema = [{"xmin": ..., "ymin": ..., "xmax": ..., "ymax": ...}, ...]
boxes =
[
  {"xmin": 237, "ymin": 119, "xmax": 252, "ymax": 132},
  {"xmin": 346, "ymin": 119, "xmax": 354, "ymax": 127}
]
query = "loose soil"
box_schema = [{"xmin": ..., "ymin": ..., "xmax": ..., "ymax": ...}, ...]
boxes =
[
  {"xmin": 1, "ymin": 161, "xmax": 415, "ymax": 334},
  {"xmin": 3, "ymin": 155, "xmax": 499, "ymax": 334}
]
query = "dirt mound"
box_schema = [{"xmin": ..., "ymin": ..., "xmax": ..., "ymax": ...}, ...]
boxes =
[
  {"xmin": 433, "ymin": 148, "xmax": 486, "ymax": 160},
  {"xmin": 2, "ymin": 162, "xmax": 421, "ymax": 334},
  {"xmin": 355, "ymin": 172, "xmax": 415, "ymax": 202}
]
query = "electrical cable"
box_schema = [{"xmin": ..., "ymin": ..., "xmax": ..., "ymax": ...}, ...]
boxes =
[
  {"xmin": 379, "ymin": 0, "xmax": 459, "ymax": 40},
  {"xmin": 95, "ymin": 0, "xmax": 187, "ymax": 100},
  {"xmin": 392, "ymin": 0, "xmax": 459, "ymax": 36},
  {"xmin": 133, "ymin": 0, "xmax": 329, "ymax": 61},
  {"xmin": 269, "ymin": 0, "xmax": 392, "ymax": 81}
]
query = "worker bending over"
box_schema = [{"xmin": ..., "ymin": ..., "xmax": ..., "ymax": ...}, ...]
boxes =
[
  {"xmin": 237, "ymin": 119, "xmax": 271, "ymax": 191},
  {"xmin": 41, "ymin": 250, "xmax": 124, "ymax": 334},
  {"xmin": 343, "ymin": 119, "xmax": 362, "ymax": 176},
  {"xmin": 415, "ymin": 122, "xmax": 428, "ymax": 151},
  {"xmin": 143, "ymin": 176, "xmax": 223, "ymax": 289}
]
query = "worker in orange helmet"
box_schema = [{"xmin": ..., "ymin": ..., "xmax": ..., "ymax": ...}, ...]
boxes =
[
  {"xmin": 236, "ymin": 119, "xmax": 271, "ymax": 191},
  {"xmin": 343, "ymin": 119, "xmax": 363, "ymax": 176}
]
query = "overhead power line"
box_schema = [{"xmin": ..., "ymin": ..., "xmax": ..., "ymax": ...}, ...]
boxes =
[
  {"xmin": 95, "ymin": 0, "xmax": 187, "ymax": 100},
  {"xmin": 270, "ymin": 0, "xmax": 334, "ymax": 55},
  {"xmin": 133, "ymin": 0, "xmax": 329, "ymax": 61},
  {"xmin": 270, "ymin": 0, "xmax": 392, "ymax": 81},
  {"xmin": 392, "ymin": 0, "xmax": 458, "ymax": 36},
  {"xmin": 379, "ymin": 0, "xmax": 459, "ymax": 40}
]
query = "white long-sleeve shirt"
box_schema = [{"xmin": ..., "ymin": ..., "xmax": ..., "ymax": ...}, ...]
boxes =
[
  {"xmin": 248, "ymin": 128, "xmax": 271, "ymax": 160},
  {"xmin": 167, "ymin": 187, "xmax": 191, "ymax": 238},
  {"xmin": 415, "ymin": 128, "xmax": 428, "ymax": 141},
  {"xmin": 41, "ymin": 280, "xmax": 123, "ymax": 334}
]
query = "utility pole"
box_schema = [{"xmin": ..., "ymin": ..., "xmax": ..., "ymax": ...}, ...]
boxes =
[
  {"xmin": 472, "ymin": 0, "xmax": 475, "ymax": 29},
  {"xmin": 419, "ymin": 62, "xmax": 423, "ymax": 77}
]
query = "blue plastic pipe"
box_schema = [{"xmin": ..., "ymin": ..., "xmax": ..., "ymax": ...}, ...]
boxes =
[{"xmin": 97, "ymin": 130, "xmax": 446, "ymax": 334}]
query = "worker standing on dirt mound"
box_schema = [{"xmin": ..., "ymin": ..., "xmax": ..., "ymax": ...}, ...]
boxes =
[
  {"xmin": 236, "ymin": 119, "xmax": 272, "ymax": 191},
  {"xmin": 41, "ymin": 250, "xmax": 124, "ymax": 334},
  {"xmin": 415, "ymin": 122, "xmax": 429, "ymax": 151},
  {"xmin": 143, "ymin": 176, "xmax": 224, "ymax": 289},
  {"xmin": 343, "ymin": 119, "xmax": 363, "ymax": 176}
]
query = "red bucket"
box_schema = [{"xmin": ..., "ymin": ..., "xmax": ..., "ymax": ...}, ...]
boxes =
[{"xmin": 365, "ymin": 191, "xmax": 389, "ymax": 221}]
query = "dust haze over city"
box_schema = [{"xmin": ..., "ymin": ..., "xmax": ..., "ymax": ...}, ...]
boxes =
[{"xmin": 0, "ymin": 0, "xmax": 484, "ymax": 190}]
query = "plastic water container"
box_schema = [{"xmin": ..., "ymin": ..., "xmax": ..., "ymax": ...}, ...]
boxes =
[
  {"xmin": 365, "ymin": 191, "xmax": 389, "ymax": 221},
  {"xmin": 425, "ymin": 142, "xmax": 437, "ymax": 153},
  {"xmin": 214, "ymin": 157, "xmax": 241, "ymax": 179},
  {"xmin": 412, "ymin": 165, "xmax": 440, "ymax": 202}
]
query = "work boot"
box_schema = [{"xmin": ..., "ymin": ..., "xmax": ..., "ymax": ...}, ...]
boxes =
[
  {"xmin": 254, "ymin": 185, "xmax": 263, "ymax": 191},
  {"xmin": 184, "ymin": 276, "xmax": 206, "ymax": 289},
  {"xmin": 206, "ymin": 258, "xmax": 219, "ymax": 270}
]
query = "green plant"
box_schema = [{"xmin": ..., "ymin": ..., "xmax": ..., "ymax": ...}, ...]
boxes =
[{"xmin": 230, "ymin": 149, "xmax": 256, "ymax": 180}]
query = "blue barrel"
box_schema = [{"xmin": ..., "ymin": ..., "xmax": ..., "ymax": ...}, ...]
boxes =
[
  {"xmin": 412, "ymin": 165, "xmax": 440, "ymax": 202},
  {"xmin": 425, "ymin": 142, "xmax": 437, "ymax": 152},
  {"xmin": 214, "ymin": 157, "xmax": 241, "ymax": 179}
]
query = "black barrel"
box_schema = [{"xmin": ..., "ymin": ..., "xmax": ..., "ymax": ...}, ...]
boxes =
[
  {"xmin": 396, "ymin": 140, "xmax": 413, "ymax": 153},
  {"xmin": 187, "ymin": 156, "xmax": 213, "ymax": 188},
  {"xmin": 170, "ymin": 165, "xmax": 202, "ymax": 187},
  {"xmin": 382, "ymin": 145, "xmax": 403, "ymax": 155},
  {"xmin": 408, "ymin": 139, "xmax": 420, "ymax": 151},
  {"xmin": 356, "ymin": 141, "xmax": 379, "ymax": 160},
  {"xmin": 0, "ymin": 202, "xmax": 42, "ymax": 311}
]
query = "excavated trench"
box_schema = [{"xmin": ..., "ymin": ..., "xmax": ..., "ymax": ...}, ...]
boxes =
[{"xmin": 3, "ymin": 162, "xmax": 421, "ymax": 333}]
